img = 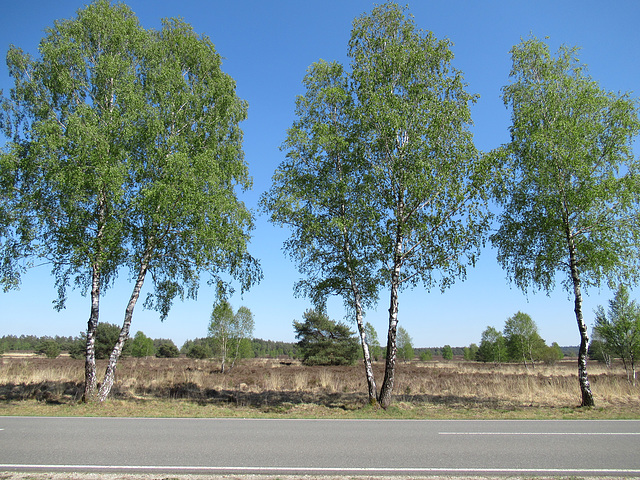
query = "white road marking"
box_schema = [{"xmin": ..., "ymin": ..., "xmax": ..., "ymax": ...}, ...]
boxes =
[
  {"xmin": 1, "ymin": 464, "xmax": 640, "ymax": 475},
  {"xmin": 439, "ymin": 431, "xmax": 640, "ymax": 435}
]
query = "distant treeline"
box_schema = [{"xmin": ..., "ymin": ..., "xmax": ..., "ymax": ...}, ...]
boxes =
[
  {"xmin": 0, "ymin": 332, "xmax": 299, "ymax": 359},
  {"xmin": 1, "ymin": 335, "xmax": 76, "ymax": 352},
  {"xmin": 180, "ymin": 337, "xmax": 298, "ymax": 359},
  {"xmin": 1, "ymin": 333, "xmax": 578, "ymax": 360},
  {"xmin": 249, "ymin": 338, "xmax": 298, "ymax": 358},
  {"xmin": 416, "ymin": 346, "xmax": 578, "ymax": 358}
]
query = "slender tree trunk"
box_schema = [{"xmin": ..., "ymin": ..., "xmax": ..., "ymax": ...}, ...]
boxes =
[
  {"xmin": 98, "ymin": 257, "xmax": 149, "ymax": 402},
  {"xmin": 378, "ymin": 225, "xmax": 403, "ymax": 409},
  {"xmin": 378, "ymin": 271, "xmax": 400, "ymax": 408},
  {"xmin": 622, "ymin": 358, "xmax": 631, "ymax": 384},
  {"xmin": 82, "ymin": 263, "xmax": 101, "ymax": 403},
  {"xmin": 567, "ymin": 235, "xmax": 595, "ymax": 407},
  {"xmin": 521, "ymin": 348, "xmax": 529, "ymax": 370},
  {"xmin": 528, "ymin": 345, "xmax": 535, "ymax": 370},
  {"xmin": 231, "ymin": 339, "xmax": 240, "ymax": 370},
  {"xmin": 574, "ymin": 281, "xmax": 595, "ymax": 407},
  {"xmin": 353, "ymin": 286, "xmax": 377, "ymax": 405},
  {"xmin": 623, "ymin": 356, "xmax": 636, "ymax": 386},
  {"xmin": 220, "ymin": 337, "xmax": 227, "ymax": 374},
  {"xmin": 83, "ymin": 196, "xmax": 108, "ymax": 403},
  {"xmin": 343, "ymin": 236, "xmax": 377, "ymax": 404},
  {"xmin": 335, "ymin": 148, "xmax": 377, "ymax": 404}
]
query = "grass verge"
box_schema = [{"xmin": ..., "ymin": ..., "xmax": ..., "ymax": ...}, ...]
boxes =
[{"xmin": 1, "ymin": 397, "xmax": 637, "ymax": 419}]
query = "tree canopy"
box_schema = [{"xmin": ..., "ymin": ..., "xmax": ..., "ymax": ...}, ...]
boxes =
[
  {"xmin": 208, "ymin": 301, "xmax": 255, "ymax": 372},
  {"xmin": 491, "ymin": 36, "xmax": 640, "ymax": 406},
  {"xmin": 130, "ymin": 331, "xmax": 155, "ymax": 358},
  {"xmin": 476, "ymin": 326, "xmax": 508, "ymax": 364},
  {"xmin": 594, "ymin": 285, "xmax": 640, "ymax": 385},
  {"xmin": 1, "ymin": 0, "xmax": 260, "ymax": 401},
  {"xmin": 262, "ymin": 59, "xmax": 382, "ymax": 402},
  {"xmin": 503, "ymin": 311, "xmax": 545, "ymax": 369},
  {"xmin": 264, "ymin": 1, "xmax": 492, "ymax": 408}
]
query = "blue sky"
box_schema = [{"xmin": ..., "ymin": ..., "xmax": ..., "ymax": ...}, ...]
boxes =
[{"xmin": 1, "ymin": 1, "xmax": 639, "ymax": 349}]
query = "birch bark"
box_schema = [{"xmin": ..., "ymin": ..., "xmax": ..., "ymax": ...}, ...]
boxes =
[
  {"xmin": 349, "ymin": 271, "xmax": 377, "ymax": 404},
  {"xmin": 83, "ymin": 196, "xmax": 107, "ymax": 403},
  {"xmin": 378, "ymin": 226, "xmax": 403, "ymax": 409},
  {"xmin": 567, "ymin": 229, "xmax": 595, "ymax": 407},
  {"xmin": 83, "ymin": 264, "xmax": 100, "ymax": 403},
  {"xmin": 98, "ymin": 254, "xmax": 150, "ymax": 402}
]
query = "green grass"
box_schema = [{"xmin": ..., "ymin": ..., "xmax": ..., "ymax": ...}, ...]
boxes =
[{"xmin": 1, "ymin": 397, "xmax": 637, "ymax": 420}]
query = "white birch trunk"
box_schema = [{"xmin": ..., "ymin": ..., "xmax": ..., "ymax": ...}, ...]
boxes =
[
  {"xmin": 335, "ymin": 144, "xmax": 377, "ymax": 404},
  {"xmin": 378, "ymin": 221, "xmax": 403, "ymax": 409},
  {"xmin": 98, "ymin": 257, "xmax": 149, "ymax": 401},
  {"xmin": 352, "ymin": 281, "xmax": 377, "ymax": 404},
  {"xmin": 567, "ymin": 229, "xmax": 595, "ymax": 407},
  {"xmin": 83, "ymin": 196, "xmax": 107, "ymax": 403},
  {"xmin": 378, "ymin": 267, "xmax": 400, "ymax": 409},
  {"xmin": 342, "ymin": 219, "xmax": 377, "ymax": 404},
  {"xmin": 220, "ymin": 335, "xmax": 227, "ymax": 374},
  {"xmin": 83, "ymin": 263, "xmax": 100, "ymax": 403}
]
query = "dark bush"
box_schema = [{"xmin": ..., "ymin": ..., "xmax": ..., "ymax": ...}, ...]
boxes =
[
  {"xmin": 186, "ymin": 343, "xmax": 211, "ymax": 359},
  {"xmin": 36, "ymin": 340, "xmax": 61, "ymax": 358},
  {"xmin": 156, "ymin": 342, "xmax": 180, "ymax": 358},
  {"xmin": 294, "ymin": 309, "xmax": 359, "ymax": 366}
]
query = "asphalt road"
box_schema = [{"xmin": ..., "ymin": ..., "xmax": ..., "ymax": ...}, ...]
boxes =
[{"xmin": 1, "ymin": 417, "xmax": 639, "ymax": 476}]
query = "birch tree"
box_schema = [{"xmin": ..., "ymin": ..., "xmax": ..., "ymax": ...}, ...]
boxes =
[
  {"xmin": 503, "ymin": 311, "xmax": 543, "ymax": 369},
  {"xmin": 4, "ymin": 1, "xmax": 144, "ymax": 401},
  {"xmin": 364, "ymin": 322, "xmax": 382, "ymax": 361},
  {"xmin": 97, "ymin": 15, "xmax": 259, "ymax": 401},
  {"xmin": 349, "ymin": 3, "xmax": 492, "ymax": 408},
  {"xmin": 477, "ymin": 326, "xmax": 507, "ymax": 364},
  {"xmin": 208, "ymin": 302, "xmax": 255, "ymax": 372},
  {"xmin": 265, "ymin": 2, "xmax": 491, "ymax": 408},
  {"xmin": 262, "ymin": 60, "xmax": 382, "ymax": 403},
  {"xmin": 396, "ymin": 326, "xmax": 414, "ymax": 362},
  {"xmin": 208, "ymin": 300, "xmax": 235, "ymax": 373},
  {"xmin": 2, "ymin": 1, "xmax": 260, "ymax": 402},
  {"xmin": 231, "ymin": 306, "xmax": 254, "ymax": 368},
  {"xmin": 491, "ymin": 36, "xmax": 640, "ymax": 406},
  {"xmin": 594, "ymin": 286, "xmax": 640, "ymax": 385},
  {"xmin": 130, "ymin": 331, "xmax": 155, "ymax": 358}
]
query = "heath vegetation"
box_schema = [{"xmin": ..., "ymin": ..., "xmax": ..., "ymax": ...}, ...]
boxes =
[{"xmin": 1, "ymin": 354, "xmax": 638, "ymax": 419}]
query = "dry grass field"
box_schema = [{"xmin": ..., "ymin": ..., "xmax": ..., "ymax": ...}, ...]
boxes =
[{"xmin": 1, "ymin": 354, "xmax": 639, "ymax": 418}]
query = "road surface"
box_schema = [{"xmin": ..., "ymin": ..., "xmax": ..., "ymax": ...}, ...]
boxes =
[{"xmin": 1, "ymin": 417, "xmax": 639, "ymax": 476}]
